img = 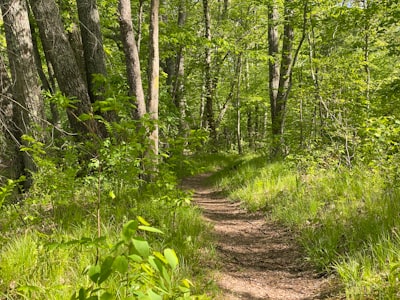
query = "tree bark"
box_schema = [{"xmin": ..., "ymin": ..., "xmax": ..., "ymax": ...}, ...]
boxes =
[
  {"xmin": 203, "ymin": 0, "xmax": 216, "ymax": 140},
  {"xmin": 77, "ymin": 0, "xmax": 116, "ymax": 131},
  {"xmin": 30, "ymin": 0, "xmax": 98, "ymax": 136},
  {"xmin": 1, "ymin": 0, "xmax": 45, "ymax": 176},
  {"xmin": 268, "ymin": 0, "xmax": 280, "ymax": 137},
  {"xmin": 148, "ymin": 0, "xmax": 160, "ymax": 157},
  {"xmin": 174, "ymin": 0, "xmax": 187, "ymax": 132},
  {"xmin": 0, "ymin": 56, "xmax": 23, "ymax": 180},
  {"xmin": 118, "ymin": 0, "xmax": 146, "ymax": 119},
  {"xmin": 76, "ymin": 0, "xmax": 107, "ymax": 102},
  {"xmin": 236, "ymin": 55, "xmax": 242, "ymax": 155}
]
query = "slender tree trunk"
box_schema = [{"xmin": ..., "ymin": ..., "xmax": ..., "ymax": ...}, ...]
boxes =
[
  {"xmin": 137, "ymin": 0, "xmax": 144, "ymax": 53},
  {"xmin": 203, "ymin": 0, "xmax": 216, "ymax": 140},
  {"xmin": 118, "ymin": 0, "xmax": 146, "ymax": 119},
  {"xmin": 276, "ymin": 0, "xmax": 294, "ymax": 135},
  {"xmin": 30, "ymin": 0, "xmax": 99, "ymax": 136},
  {"xmin": 268, "ymin": 0, "xmax": 280, "ymax": 137},
  {"xmin": 148, "ymin": 0, "xmax": 160, "ymax": 157},
  {"xmin": 1, "ymin": 0, "xmax": 45, "ymax": 177},
  {"xmin": 174, "ymin": 0, "xmax": 188, "ymax": 132},
  {"xmin": 236, "ymin": 55, "xmax": 242, "ymax": 155},
  {"xmin": 362, "ymin": 0, "xmax": 370, "ymax": 105}
]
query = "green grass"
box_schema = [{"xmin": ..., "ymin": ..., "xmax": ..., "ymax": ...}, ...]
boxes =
[
  {"xmin": 210, "ymin": 154, "xmax": 400, "ymax": 298},
  {"xmin": 0, "ymin": 151, "xmax": 216, "ymax": 299}
]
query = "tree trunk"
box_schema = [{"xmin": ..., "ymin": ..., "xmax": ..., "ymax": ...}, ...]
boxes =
[
  {"xmin": 268, "ymin": 0, "xmax": 280, "ymax": 137},
  {"xmin": 269, "ymin": 0, "xmax": 297, "ymax": 157},
  {"xmin": 30, "ymin": 0, "xmax": 98, "ymax": 136},
  {"xmin": 203, "ymin": 0, "xmax": 216, "ymax": 140},
  {"xmin": 77, "ymin": 0, "xmax": 116, "ymax": 131},
  {"xmin": 0, "ymin": 56, "xmax": 24, "ymax": 180},
  {"xmin": 118, "ymin": 0, "xmax": 146, "ymax": 119},
  {"xmin": 236, "ymin": 55, "xmax": 242, "ymax": 155},
  {"xmin": 1, "ymin": 0, "xmax": 45, "ymax": 176},
  {"xmin": 76, "ymin": 0, "xmax": 107, "ymax": 102},
  {"xmin": 174, "ymin": 0, "xmax": 187, "ymax": 132},
  {"xmin": 148, "ymin": 0, "xmax": 160, "ymax": 157}
]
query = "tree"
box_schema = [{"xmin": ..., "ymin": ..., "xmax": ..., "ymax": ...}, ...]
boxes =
[
  {"xmin": 148, "ymin": 0, "xmax": 160, "ymax": 157},
  {"xmin": 202, "ymin": 0, "xmax": 216, "ymax": 140},
  {"xmin": 29, "ymin": 0, "xmax": 99, "ymax": 136},
  {"xmin": 268, "ymin": 0, "xmax": 305, "ymax": 157},
  {"xmin": 1, "ymin": 0, "xmax": 45, "ymax": 177},
  {"xmin": 77, "ymin": 0, "xmax": 116, "ymax": 128},
  {"xmin": 118, "ymin": 0, "xmax": 146, "ymax": 119}
]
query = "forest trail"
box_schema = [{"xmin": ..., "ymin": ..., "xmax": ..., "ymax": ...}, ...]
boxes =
[{"xmin": 182, "ymin": 173, "xmax": 338, "ymax": 300}]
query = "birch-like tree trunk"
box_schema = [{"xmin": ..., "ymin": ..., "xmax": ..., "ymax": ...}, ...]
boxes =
[
  {"xmin": 203, "ymin": 0, "xmax": 216, "ymax": 139},
  {"xmin": 148, "ymin": 0, "xmax": 160, "ymax": 157},
  {"xmin": 118, "ymin": 0, "xmax": 146, "ymax": 119}
]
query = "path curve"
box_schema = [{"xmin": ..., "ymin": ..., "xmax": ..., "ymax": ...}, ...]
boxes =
[{"xmin": 182, "ymin": 173, "xmax": 338, "ymax": 300}]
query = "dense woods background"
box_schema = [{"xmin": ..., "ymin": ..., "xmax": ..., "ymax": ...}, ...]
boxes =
[{"xmin": 1, "ymin": 0, "xmax": 400, "ymax": 298}]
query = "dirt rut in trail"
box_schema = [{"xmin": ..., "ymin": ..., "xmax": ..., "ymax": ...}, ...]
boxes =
[{"xmin": 182, "ymin": 173, "xmax": 339, "ymax": 300}]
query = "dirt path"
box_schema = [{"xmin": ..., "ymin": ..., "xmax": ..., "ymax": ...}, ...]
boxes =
[{"xmin": 182, "ymin": 173, "xmax": 338, "ymax": 300}]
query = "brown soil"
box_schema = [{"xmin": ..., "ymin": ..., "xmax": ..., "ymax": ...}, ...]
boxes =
[{"xmin": 182, "ymin": 173, "xmax": 341, "ymax": 300}]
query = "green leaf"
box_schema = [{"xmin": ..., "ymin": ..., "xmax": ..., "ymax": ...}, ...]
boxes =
[
  {"xmin": 164, "ymin": 248, "xmax": 179, "ymax": 270},
  {"xmin": 147, "ymin": 290, "xmax": 162, "ymax": 300},
  {"xmin": 148, "ymin": 255, "xmax": 164, "ymax": 273},
  {"xmin": 98, "ymin": 256, "xmax": 114, "ymax": 285},
  {"xmin": 128, "ymin": 254, "xmax": 143, "ymax": 263},
  {"xmin": 113, "ymin": 255, "xmax": 129, "ymax": 274},
  {"xmin": 138, "ymin": 226, "xmax": 164, "ymax": 234},
  {"xmin": 153, "ymin": 251, "xmax": 168, "ymax": 264},
  {"xmin": 100, "ymin": 292, "xmax": 114, "ymax": 300},
  {"xmin": 137, "ymin": 216, "xmax": 150, "ymax": 226},
  {"xmin": 122, "ymin": 220, "xmax": 138, "ymax": 241},
  {"xmin": 78, "ymin": 287, "xmax": 87, "ymax": 300},
  {"xmin": 78, "ymin": 113, "xmax": 93, "ymax": 121},
  {"xmin": 133, "ymin": 238, "xmax": 150, "ymax": 258},
  {"xmin": 88, "ymin": 265, "xmax": 101, "ymax": 283}
]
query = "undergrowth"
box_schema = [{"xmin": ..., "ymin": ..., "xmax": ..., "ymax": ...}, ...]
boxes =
[
  {"xmin": 211, "ymin": 154, "xmax": 400, "ymax": 298},
  {"xmin": 0, "ymin": 129, "xmax": 216, "ymax": 299}
]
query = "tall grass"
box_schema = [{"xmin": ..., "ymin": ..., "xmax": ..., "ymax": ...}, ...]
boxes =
[{"xmin": 212, "ymin": 154, "xmax": 400, "ymax": 298}]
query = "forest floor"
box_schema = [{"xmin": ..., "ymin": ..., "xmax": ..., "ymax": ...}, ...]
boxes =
[{"xmin": 182, "ymin": 173, "xmax": 342, "ymax": 300}]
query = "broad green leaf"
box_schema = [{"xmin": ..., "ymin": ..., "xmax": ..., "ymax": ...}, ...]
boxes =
[
  {"xmin": 113, "ymin": 255, "xmax": 129, "ymax": 273},
  {"xmin": 138, "ymin": 226, "xmax": 164, "ymax": 234},
  {"xmin": 88, "ymin": 265, "xmax": 101, "ymax": 283},
  {"xmin": 98, "ymin": 256, "xmax": 114, "ymax": 285},
  {"xmin": 164, "ymin": 248, "xmax": 179, "ymax": 270},
  {"xmin": 122, "ymin": 220, "xmax": 138, "ymax": 241},
  {"xmin": 133, "ymin": 238, "xmax": 150, "ymax": 258},
  {"xmin": 128, "ymin": 254, "xmax": 143, "ymax": 263}
]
